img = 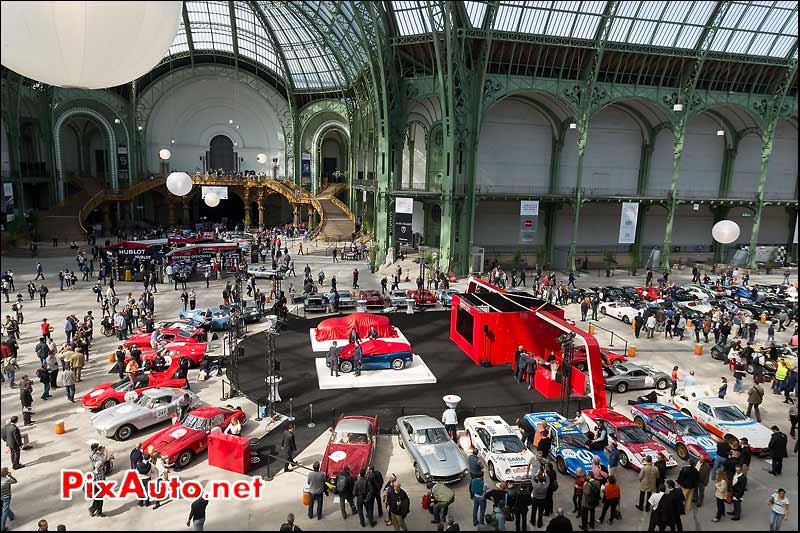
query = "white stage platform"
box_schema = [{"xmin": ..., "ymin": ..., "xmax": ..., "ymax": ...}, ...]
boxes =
[
  {"xmin": 315, "ymin": 355, "xmax": 437, "ymax": 390},
  {"xmin": 309, "ymin": 327, "xmax": 410, "ymax": 352}
]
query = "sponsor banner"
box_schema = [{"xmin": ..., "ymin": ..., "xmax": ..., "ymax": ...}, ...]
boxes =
[
  {"xmin": 394, "ymin": 197, "xmax": 413, "ymax": 244},
  {"xmin": 301, "ymin": 153, "xmax": 311, "ymax": 177},
  {"xmin": 618, "ymin": 202, "xmax": 639, "ymax": 244},
  {"xmin": 520, "ymin": 200, "xmax": 539, "ymax": 216}
]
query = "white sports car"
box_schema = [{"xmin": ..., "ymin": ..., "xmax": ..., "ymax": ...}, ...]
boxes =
[
  {"xmin": 598, "ymin": 301, "xmax": 639, "ymax": 324},
  {"xmin": 675, "ymin": 300, "xmax": 713, "ymax": 316},
  {"xmin": 686, "ymin": 286, "xmax": 718, "ymax": 301},
  {"xmin": 464, "ymin": 416, "xmax": 533, "ymax": 483},
  {"xmin": 673, "ymin": 387, "xmax": 772, "ymax": 452}
]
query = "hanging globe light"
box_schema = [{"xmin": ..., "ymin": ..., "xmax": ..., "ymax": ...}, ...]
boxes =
[
  {"xmin": 204, "ymin": 192, "xmax": 221, "ymax": 207},
  {"xmin": 711, "ymin": 220, "xmax": 740, "ymax": 244},
  {"xmin": 166, "ymin": 172, "xmax": 192, "ymax": 197},
  {"xmin": 1, "ymin": 1, "xmax": 182, "ymax": 89},
  {"xmin": 159, "ymin": 149, "xmax": 171, "ymax": 160},
  {"xmin": 256, "ymin": 153, "xmax": 268, "ymax": 164}
]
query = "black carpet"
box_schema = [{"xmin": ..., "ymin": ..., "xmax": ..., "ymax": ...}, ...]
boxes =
[{"xmin": 234, "ymin": 311, "xmax": 590, "ymax": 471}]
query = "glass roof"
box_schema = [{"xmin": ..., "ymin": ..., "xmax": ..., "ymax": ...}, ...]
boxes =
[{"xmin": 455, "ymin": 1, "xmax": 798, "ymax": 59}]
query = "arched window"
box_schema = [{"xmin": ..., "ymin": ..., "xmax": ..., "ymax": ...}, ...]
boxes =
[{"xmin": 209, "ymin": 135, "xmax": 235, "ymax": 173}]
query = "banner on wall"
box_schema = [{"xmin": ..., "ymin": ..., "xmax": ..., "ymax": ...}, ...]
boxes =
[
  {"xmin": 394, "ymin": 197, "xmax": 413, "ymax": 244},
  {"xmin": 117, "ymin": 146, "xmax": 129, "ymax": 172},
  {"xmin": 618, "ymin": 202, "xmax": 640, "ymax": 244},
  {"xmin": 519, "ymin": 200, "xmax": 539, "ymax": 243},
  {"xmin": 201, "ymin": 186, "xmax": 228, "ymax": 200},
  {"xmin": 301, "ymin": 153, "xmax": 311, "ymax": 178}
]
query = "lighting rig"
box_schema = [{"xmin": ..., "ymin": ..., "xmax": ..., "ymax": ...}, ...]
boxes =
[{"xmin": 557, "ymin": 331, "xmax": 577, "ymax": 417}]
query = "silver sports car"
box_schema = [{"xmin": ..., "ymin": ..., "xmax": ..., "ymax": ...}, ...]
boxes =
[
  {"xmin": 90, "ymin": 388, "xmax": 199, "ymax": 441},
  {"xmin": 396, "ymin": 415, "xmax": 468, "ymax": 484},
  {"xmin": 603, "ymin": 363, "xmax": 672, "ymax": 394}
]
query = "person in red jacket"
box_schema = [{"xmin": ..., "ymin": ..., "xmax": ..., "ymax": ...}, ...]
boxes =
[{"xmin": 40, "ymin": 318, "xmax": 52, "ymax": 340}]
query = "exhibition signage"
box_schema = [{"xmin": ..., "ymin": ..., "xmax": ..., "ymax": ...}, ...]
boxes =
[
  {"xmin": 201, "ymin": 186, "xmax": 228, "ymax": 200},
  {"xmin": 395, "ymin": 197, "xmax": 413, "ymax": 244},
  {"xmin": 117, "ymin": 146, "xmax": 129, "ymax": 172},
  {"xmin": 519, "ymin": 200, "xmax": 539, "ymax": 243},
  {"xmin": 301, "ymin": 153, "xmax": 311, "ymax": 178},
  {"xmin": 618, "ymin": 202, "xmax": 639, "ymax": 244}
]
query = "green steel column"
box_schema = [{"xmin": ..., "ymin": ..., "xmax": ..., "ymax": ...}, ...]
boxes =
[
  {"xmin": 567, "ymin": 118, "xmax": 589, "ymax": 273},
  {"xmin": 632, "ymin": 204, "xmax": 648, "ymax": 273},
  {"xmin": 128, "ymin": 81, "xmax": 138, "ymax": 182},
  {"xmin": 746, "ymin": 135, "xmax": 775, "ymax": 269},
  {"xmin": 548, "ymin": 136, "xmax": 564, "ymax": 193},
  {"xmin": 407, "ymin": 138, "xmax": 415, "ymax": 189},
  {"xmin": 788, "ymin": 207, "xmax": 798, "ymax": 264},
  {"xmin": 661, "ymin": 126, "xmax": 686, "ymax": 271},
  {"xmin": 711, "ymin": 206, "xmax": 730, "ymax": 264},
  {"xmin": 718, "ymin": 146, "xmax": 737, "ymax": 198},
  {"xmin": 543, "ymin": 203, "xmax": 556, "ymax": 269},
  {"xmin": 636, "ymin": 142, "xmax": 654, "ymax": 195}
]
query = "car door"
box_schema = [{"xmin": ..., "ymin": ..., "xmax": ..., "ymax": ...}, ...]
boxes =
[
  {"xmin": 695, "ymin": 402, "xmax": 714, "ymax": 427},
  {"xmin": 648, "ymin": 414, "xmax": 671, "ymax": 441},
  {"xmin": 603, "ymin": 421, "xmax": 617, "ymax": 448},
  {"xmin": 150, "ymin": 395, "xmax": 173, "ymax": 426},
  {"xmin": 474, "ymin": 427, "xmax": 490, "ymax": 460}
]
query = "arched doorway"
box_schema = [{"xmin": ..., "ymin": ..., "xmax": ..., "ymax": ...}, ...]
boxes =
[
  {"xmin": 209, "ymin": 135, "xmax": 235, "ymax": 173},
  {"xmin": 192, "ymin": 190, "xmax": 244, "ymax": 226}
]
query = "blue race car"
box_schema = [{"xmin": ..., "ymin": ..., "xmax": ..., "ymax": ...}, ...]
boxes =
[
  {"xmin": 524, "ymin": 412, "xmax": 608, "ymax": 477},
  {"xmin": 435, "ymin": 289, "xmax": 459, "ymax": 307},
  {"xmin": 178, "ymin": 307, "xmax": 231, "ymax": 330},
  {"xmin": 327, "ymin": 340, "xmax": 414, "ymax": 373},
  {"xmin": 629, "ymin": 403, "xmax": 718, "ymax": 462}
]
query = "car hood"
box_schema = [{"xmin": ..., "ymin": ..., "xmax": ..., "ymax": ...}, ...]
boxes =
[
  {"xmin": 715, "ymin": 421, "xmax": 772, "ymax": 448},
  {"xmin": 81, "ymin": 384, "xmax": 114, "ymax": 406},
  {"xmin": 624, "ymin": 442, "xmax": 676, "ymax": 465},
  {"xmin": 91, "ymin": 402, "xmax": 148, "ymax": 429},
  {"xmin": 490, "ymin": 449, "xmax": 534, "ymax": 468},
  {"xmin": 559, "ymin": 448, "xmax": 608, "ymax": 472},
  {"xmin": 416, "ymin": 442, "xmax": 468, "ymax": 475},
  {"xmin": 322, "ymin": 443, "xmax": 372, "ymax": 480},
  {"xmin": 145, "ymin": 426, "xmax": 204, "ymax": 456}
]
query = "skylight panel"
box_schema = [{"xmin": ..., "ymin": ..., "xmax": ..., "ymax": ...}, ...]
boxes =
[{"xmin": 465, "ymin": 1, "xmax": 487, "ymax": 27}]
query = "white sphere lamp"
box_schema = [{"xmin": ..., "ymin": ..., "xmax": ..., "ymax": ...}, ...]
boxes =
[
  {"xmin": 256, "ymin": 153, "xmax": 268, "ymax": 164},
  {"xmin": 0, "ymin": 1, "xmax": 182, "ymax": 89},
  {"xmin": 204, "ymin": 192, "xmax": 220, "ymax": 207},
  {"xmin": 159, "ymin": 149, "xmax": 171, "ymax": 161},
  {"xmin": 166, "ymin": 172, "xmax": 192, "ymax": 197},
  {"xmin": 711, "ymin": 220, "xmax": 740, "ymax": 244}
]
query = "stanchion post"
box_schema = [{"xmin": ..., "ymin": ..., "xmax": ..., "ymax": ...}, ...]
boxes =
[{"xmin": 308, "ymin": 403, "xmax": 315, "ymax": 428}]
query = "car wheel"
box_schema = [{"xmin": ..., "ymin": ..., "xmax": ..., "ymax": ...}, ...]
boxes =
[
  {"xmin": 414, "ymin": 464, "xmax": 425, "ymax": 483},
  {"xmin": 391, "ymin": 358, "xmax": 406, "ymax": 371},
  {"xmin": 576, "ymin": 361, "xmax": 587, "ymax": 372},
  {"xmin": 487, "ymin": 462, "xmax": 497, "ymax": 481},
  {"xmin": 622, "ymin": 315, "xmax": 630, "ymax": 324},
  {"xmin": 725, "ymin": 435, "xmax": 740, "ymax": 450},
  {"xmin": 340, "ymin": 361, "xmax": 353, "ymax": 373},
  {"xmin": 175, "ymin": 449, "xmax": 193, "ymax": 470},
  {"xmin": 633, "ymin": 416, "xmax": 646, "ymax": 430},
  {"xmin": 656, "ymin": 378, "xmax": 669, "ymax": 390},
  {"xmin": 600, "ymin": 307, "xmax": 608, "ymax": 315},
  {"xmin": 101, "ymin": 398, "xmax": 119, "ymax": 410},
  {"xmin": 556, "ymin": 457, "xmax": 567, "ymax": 475},
  {"xmin": 615, "ymin": 382, "xmax": 628, "ymax": 393},
  {"xmin": 115, "ymin": 424, "xmax": 135, "ymax": 441},
  {"xmin": 618, "ymin": 451, "xmax": 629, "ymax": 468},
  {"xmin": 180, "ymin": 357, "xmax": 194, "ymax": 369},
  {"xmin": 676, "ymin": 443, "xmax": 689, "ymax": 461}
]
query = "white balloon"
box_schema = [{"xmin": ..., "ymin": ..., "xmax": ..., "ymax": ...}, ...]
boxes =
[
  {"xmin": 159, "ymin": 149, "xmax": 171, "ymax": 161},
  {"xmin": 1, "ymin": 1, "xmax": 182, "ymax": 89},
  {"xmin": 204, "ymin": 192, "xmax": 220, "ymax": 207},
  {"xmin": 256, "ymin": 153, "xmax": 268, "ymax": 164},
  {"xmin": 166, "ymin": 172, "xmax": 192, "ymax": 197},
  {"xmin": 711, "ymin": 220, "xmax": 740, "ymax": 244}
]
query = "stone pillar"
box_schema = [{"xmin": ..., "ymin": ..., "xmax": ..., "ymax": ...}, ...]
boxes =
[
  {"xmin": 257, "ymin": 193, "xmax": 265, "ymax": 227},
  {"xmin": 308, "ymin": 207, "xmax": 314, "ymax": 231},
  {"xmin": 243, "ymin": 190, "xmax": 252, "ymax": 228},
  {"xmin": 292, "ymin": 205, "xmax": 299, "ymax": 226}
]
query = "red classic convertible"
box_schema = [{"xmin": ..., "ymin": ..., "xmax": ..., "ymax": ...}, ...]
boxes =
[
  {"xmin": 635, "ymin": 287, "xmax": 662, "ymax": 301},
  {"xmin": 125, "ymin": 322, "xmax": 206, "ymax": 348},
  {"xmin": 320, "ymin": 415, "xmax": 378, "ymax": 481},
  {"xmin": 81, "ymin": 361, "xmax": 187, "ymax": 411},
  {"xmin": 407, "ymin": 289, "xmax": 437, "ymax": 306},
  {"xmin": 359, "ymin": 290, "xmax": 385, "ymax": 307},
  {"xmin": 143, "ymin": 405, "xmax": 247, "ymax": 469}
]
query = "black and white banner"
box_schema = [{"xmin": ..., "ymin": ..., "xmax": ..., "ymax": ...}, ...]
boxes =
[
  {"xmin": 394, "ymin": 197, "xmax": 413, "ymax": 244},
  {"xmin": 519, "ymin": 200, "xmax": 539, "ymax": 243},
  {"xmin": 618, "ymin": 202, "xmax": 639, "ymax": 244}
]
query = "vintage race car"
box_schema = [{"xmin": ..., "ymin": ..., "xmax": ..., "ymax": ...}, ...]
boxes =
[
  {"xmin": 407, "ymin": 289, "xmax": 437, "ymax": 306},
  {"xmin": 337, "ymin": 290, "xmax": 357, "ymax": 309},
  {"xmin": 603, "ymin": 363, "xmax": 672, "ymax": 393},
  {"xmin": 178, "ymin": 307, "xmax": 231, "ymax": 330},
  {"xmin": 464, "ymin": 416, "xmax": 534, "ymax": 483},
  {"xmin": 128, "ymin": 322, "xmax": 205, "ymax": 347},
  {"xmin": 675, "ymin": 300, "xmax": 713, "ymax": 317},
  {"xmin": 387, "ymin": 290, "xmax": 410, "ymax": 307},
  {"xmin": 247, "ymin": 265, "xmax": 285, "ymax": 280},
  {"xmin": 524, "ymin": 412, "xmax": 608, "ymax": 477},
  {"xmin": 304, "ymin": 293, "xmax": 328, "ymax": 312},
  {"xmin": 90, "ymin": 388, "xmax": 199, "ymax": 441},
  {"xmin": 397, "ymin": 415, "xmax": 468, "ymax": 484},
  {"xmin": 240, "ymin": 303, "xmax": 263, "ymax": 323},
  {"xmin": 687, "ymin": 285, "xmax": 720, "ymax": 301},
  {"xmin": 125, "ymin": 342, "xmax": 208, "ymax": 368},
  {"xmin": 143, "ymin": 405, "xmax": 247, "ymax": 469},
  {"xmin": 581, "ymin": 408, "xmax": 676, "ymax": 471},
  {"xmin": 630, "ymin": 403, "xmax": 718, "ymax": 461},
  {"xmin": 320, "ymin": 415, "xmax": 378, "ymax": 481},
  {"xmin": 81, "ymin": 362, "xmax": 187, "ymax": 411},
  {"xmin": 673, "ymin": 389, "xmax": 772, "ymax": 451},
  {"xmin": 331, "ymin": 340, "xmax": 413, "ymax": 373},
  {"xmin": 635, "ymin": 287, "xmax": 662, "ymax": 301},
  {"xmin": 435, "ymin": 289, "xmax": 459, "ymax": 307},
  {"xmin": 599, "ymin": 301, "xmax": 639, "ymax": 324},
  {"xmin": 572, "ymin": 346, "xmax": 627, "ymax": 372},
  {"xmin": 359, "ymin": 290, "xmax": 384, "ymax": 307}
]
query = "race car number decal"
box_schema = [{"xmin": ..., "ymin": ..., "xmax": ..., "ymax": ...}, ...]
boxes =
[
  {"xmin": 560, "ymin": 449, "xmax": 595, "ymax": 463},
  {"xmin": 693, "ymin": 436, "xmax": 716, "ymax": 450},
  {"xmin": 329, "ymin": 450, "xmax": 347, "ymax": 463},
  {"xmin": 155, "ymin": 407, "xmax": 169, "ymax": 419},
  {"xmin": 644, "ymin": 377, "xmax": 655, "ymax": 387},
  {"xmin": 169, "ymin": 428, "xmax": 188, "ymax": 439}
]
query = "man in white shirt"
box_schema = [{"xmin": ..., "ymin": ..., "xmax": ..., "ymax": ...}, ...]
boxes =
[
  {"xmin": 646, "ymin": 315, "xmax": 657, "ymax": 338},
  {"xmin": 442, "ymin": 408, "xmax": 458, "ymax": 442}
]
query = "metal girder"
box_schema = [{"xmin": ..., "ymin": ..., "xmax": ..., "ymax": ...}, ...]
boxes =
[
  {"xmin": 228, "ymin": 1, "xmax": 239, "ymax": 71},
  {"xmin": 181, "ymin": 3, "xmax": 195, "ymax": 67},
  {"xmin": 248, "ymin": 1, "xmax": 297, "ymax": 95},
  {"xmin": 289, "ymin": 2, "xmax": 355, "ymax": 89}
]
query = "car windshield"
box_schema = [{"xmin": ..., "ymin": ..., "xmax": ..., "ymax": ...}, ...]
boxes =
[
  {"xmin": 111, "ymin": 379, "xmax": 133, "ymax": 392},
  {"xmin": 559, "ymin": 432, "xmax": 590, "ymax": 448},
  {"xmin": 675, "ymin": 418, "xmax": 705, "ymax": 436},
  {"xmin": 332, "ymin": 431, "xmax": 370, "ymax": 444},
  {"xmin": 182, "ymin": 415, "xmax": 211, "ymax": 431},
  {"xmin": 414, "ymin": 428, "xmax": 450, "ymax": 445},
  {"xmin": 616, "ymin": 426, "xmax": 652, "ymax": 444},
  {"xmin": 713, "ymin": 405, "xmax": 748, "ymax": 422},
  {"xmin": 490, "ymin": 435, "xmax": 526, "ymax": 453},
  {"xmin": 135, "ymin": 396, "xmax": 158, "ymax": 409}
]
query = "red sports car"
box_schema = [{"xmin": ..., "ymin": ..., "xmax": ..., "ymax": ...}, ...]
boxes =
[
  {"xmin": 124, "ymin": 341, "xmax": 208, "ymax": 368},
  {"xmin": 635, "ymin": 287, "xmax": 662, "ymax": 301},
  {"xmin": 581, "ymin": 408, "xmax": 677, "ymax": 471},
  {"xmin": 126, "ymin": 323, "xmax": 206, "ymax": 348},
  {"xmin": 406, "ymin": 289, "xmax": 437, "ymax": 306},
  {"xmin": 81, "ymin": 361, "xmax": 187, "ymax": 411},
  {"xmin": 572, "ymin": 346, "xmax": 627, "ymax": 372},
  {"xmin": 320, "ymin": 415, "xmax": 378, "ymax": 481},
  {"xmin": 359, "ymin": 290, "xmax": 384, "ymax": 307},
  {"xmin": 143, "ymin": 405, "xmax": 247, "ymax": 469}
]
